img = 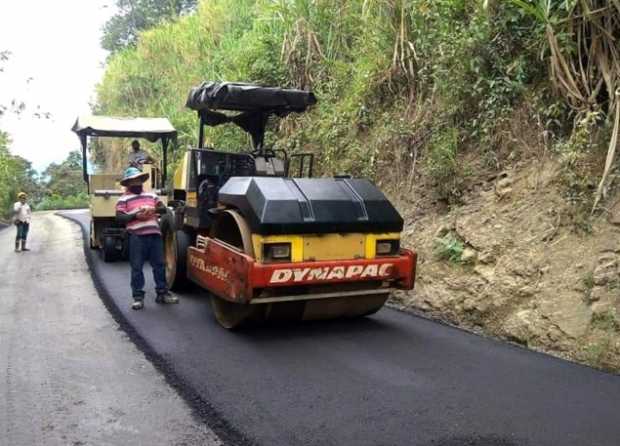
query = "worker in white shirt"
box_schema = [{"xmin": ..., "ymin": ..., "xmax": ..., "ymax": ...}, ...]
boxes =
[{"xmin": 13, "ymin": 192, "xmax": 32, "ymax": 252}]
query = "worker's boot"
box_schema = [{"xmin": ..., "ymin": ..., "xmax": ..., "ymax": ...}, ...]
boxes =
[
  {"xmin": 155, "ymin": 291, "xmax": 179, "ymax": 305},
  {"xmin": 14, "ymin": 241, "xmax": 20, "ymax": 252},
  {"xmin": 21, "ymin": 240, "xmax": 30, "ymax": 252}
]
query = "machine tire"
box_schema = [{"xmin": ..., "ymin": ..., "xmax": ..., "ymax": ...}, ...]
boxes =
[
  {"xmin": 161, "ymin": 210, "xmax": 192, "ymax": 290},
  {"xmin": 102, "ymin": 235, "xmax": 117, "ymax": 263}
]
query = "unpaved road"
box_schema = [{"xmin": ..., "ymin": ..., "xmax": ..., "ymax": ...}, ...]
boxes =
[
  {"xmin": 60, "ymin": 210, "xmax": 620, "ymax": 446},
  {"xmin": 0, "ymin": 212, "xmax": 220, "ymax": 446}
]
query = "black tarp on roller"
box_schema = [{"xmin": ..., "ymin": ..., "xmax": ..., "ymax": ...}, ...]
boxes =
[{"xmin": 186, "ymin": 82, "xmax": 316, "ymax": 113}]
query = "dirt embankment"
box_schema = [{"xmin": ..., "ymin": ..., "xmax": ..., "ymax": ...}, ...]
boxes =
[{"xmin": 393, "ymin": 156, "xmax": 620, "ymax": 373}]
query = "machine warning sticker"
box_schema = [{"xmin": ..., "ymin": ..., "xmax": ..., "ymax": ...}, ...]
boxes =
[{"xmin": 269, "ymin": 263, "xmax": 394, "ymax": 284}]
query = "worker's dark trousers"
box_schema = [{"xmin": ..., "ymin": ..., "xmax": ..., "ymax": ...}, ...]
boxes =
[
  {"xmin": 128, "ymin": 233, "xmax": 167, "ymax": 300},
  {"xmin": 15, "ymin": 222, "xmax": 29, "ymax": 241}
]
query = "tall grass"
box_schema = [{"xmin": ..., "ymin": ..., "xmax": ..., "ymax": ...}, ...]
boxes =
[{"xmin": 96, "ymin": 0, "xmax": 545, "ymax": 201}]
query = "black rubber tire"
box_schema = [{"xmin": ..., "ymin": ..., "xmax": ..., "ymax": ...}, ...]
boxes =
[
  {"xmin": 173, "ymin": 230, "xmax": 192, "ymax": 286},
  {"xmin": 161, "ymin": 210, "xmax": 192, "ymax": 290},
  {"xmin": 102, "ymin": 235, "xmax": 117, "ymax": 263}
]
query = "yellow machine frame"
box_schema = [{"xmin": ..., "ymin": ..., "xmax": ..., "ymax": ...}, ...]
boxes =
[{"xmin": 89, "ymin": 163, "xmax": 167, "ymax": 249}]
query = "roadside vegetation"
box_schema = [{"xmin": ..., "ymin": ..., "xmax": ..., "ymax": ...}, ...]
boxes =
[
  {"xmin": 36, "ymin": 151, "xmax": 88, "ymax": 211},
  {"xmin": 101, "ymin": 0, "xmax": 198, "ymax": 53},
  {"xmin": 0, "ymin": 142, "xmax": 87, "ymax": 218},
  {"xmin": 36, "ymin": 193, "xmax": 89, "ymax": 211},
  {"xmin": 96, "ymin": 0, "xmax": 550, "ymax": 183},
  {"xmin": 433, "ymin": 233, "xmax": 465, "ymax": 264},
  {"xmin": 0, "ymin": 131, "xmax": 39, "ymax": 219}
]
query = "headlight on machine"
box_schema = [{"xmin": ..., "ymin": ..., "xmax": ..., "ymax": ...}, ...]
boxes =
[
  {"xmin": 263, "ymin": 243, "xmax": 292, "ymax": 261},
  {"xmin": 376, "ymin": 240, "xmax": 400, "ymax": 256}
]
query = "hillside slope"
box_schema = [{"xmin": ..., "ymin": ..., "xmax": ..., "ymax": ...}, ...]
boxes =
[{"xmin": 396, "ymin": 151, "xmax": 620, "ymax": 372}]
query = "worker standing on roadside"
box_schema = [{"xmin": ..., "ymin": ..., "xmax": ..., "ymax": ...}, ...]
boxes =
[
  {"xmin": 116, "ymin": 167, "xmax": 178, "ymax": 310},
  {"xmin": 13, "ymin": 192, "xmax": 32, "ymax": 252}
]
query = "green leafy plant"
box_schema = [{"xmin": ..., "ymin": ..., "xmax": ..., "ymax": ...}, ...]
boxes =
[
  {"xmin": 583, "ymin": 335, "xmax": 614, "ymax": 370},
  {"xmin": 36, "ymin": 193, "xmax": 89, "ymax": 211},
  {"xmin": 591, "ymin": 310, "xmax": 620, "ymax": 332},
  {"xmin": 101, "ymin": 0, "xmax": 198, "ymax": 53},
  {"xmin": 582, "ymin": 272, "xmax": 594, "ymax": 291},
  {"xmin": 427, "ymin": 127, "xmax": 461, "ymax": 201},
  {"xmin": 433, "ymin": 232, "xmax": 465, "ymax": 264},
  {"xmin": 0, "ymin": 132, "xmax": 40, "ymax": 219}
]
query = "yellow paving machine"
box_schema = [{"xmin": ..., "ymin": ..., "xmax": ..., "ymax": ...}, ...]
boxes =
[{"xmin": 72, "ymin": 116, "xmax": 176, "ymax": 262}]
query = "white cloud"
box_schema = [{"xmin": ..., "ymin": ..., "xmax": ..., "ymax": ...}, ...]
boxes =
[{"xmin": 0, "ymin": 0, "xmax": 115, "ymax": 171}]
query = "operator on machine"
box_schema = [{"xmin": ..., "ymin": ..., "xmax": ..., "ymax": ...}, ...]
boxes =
[
  {"xmin": 127, "ymin": 139, "xmax": 155, "ymax": 169},
  {"xmin": 116, "ymin": 166, "xmax": 178, "ymax": 310}
]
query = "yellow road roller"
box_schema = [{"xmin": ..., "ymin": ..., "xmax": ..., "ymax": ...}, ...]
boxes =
[{"xmin": 162, "ymin": 82, "xmax": 417, "ymax": 328}]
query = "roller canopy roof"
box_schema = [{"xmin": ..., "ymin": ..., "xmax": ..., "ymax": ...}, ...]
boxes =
[
  {"xmin": 72, "ymin": 116, "xmax": 177, "ymax": 141},
  {"xmin": 186, "ymin": 81, "xmax": 316, "ymax": 113}
]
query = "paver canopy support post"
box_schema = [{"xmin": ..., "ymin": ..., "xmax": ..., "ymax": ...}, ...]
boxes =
[
  {"xmin": 80, "ymin": 133, "xmax": 89, "ymax": 192},
  {"xmin": 162, "ymin": 136, "xmax": 169, "ymax": 187}
]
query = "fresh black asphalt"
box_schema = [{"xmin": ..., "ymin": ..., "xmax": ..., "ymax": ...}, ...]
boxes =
[{"xmin": 61, "ymin": 210, "xmax": 620, "ymax": 446}]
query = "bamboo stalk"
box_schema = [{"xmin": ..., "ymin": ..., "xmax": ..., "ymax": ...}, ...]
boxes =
[{"xmin": 592, "ymin": 89, "xmax": 620, "ymax": 213}]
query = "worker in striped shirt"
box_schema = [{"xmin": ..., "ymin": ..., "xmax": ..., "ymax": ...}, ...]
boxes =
[{"xmin": 116, "ymin": 167, "xmax": 179, "ymax": 310}]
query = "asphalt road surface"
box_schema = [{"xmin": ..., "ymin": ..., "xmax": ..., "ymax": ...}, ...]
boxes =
[
  {"xmin": 61, "ymin": 210, "xmax": 620, "ymax": 446},
  {"xmin": 0, "ymin": 212, "xmax": 220, "ymax": 446}
]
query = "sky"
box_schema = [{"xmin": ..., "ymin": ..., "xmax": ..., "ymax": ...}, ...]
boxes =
[{"xmin": 0, "ymin": 0, "xmax": 115, "ymax": 172}]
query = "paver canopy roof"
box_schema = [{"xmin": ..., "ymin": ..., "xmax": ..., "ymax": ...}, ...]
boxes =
[
  {"xmin": 72, "ymin": 116, "xmax": 177, "ymax": 141},
  {"xmin": 185, "ymin": 81, "xmax": 316, "ymax": 113}
]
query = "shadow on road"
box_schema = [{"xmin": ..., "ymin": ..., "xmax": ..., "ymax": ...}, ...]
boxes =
[{"xmin": 235, "ymin": 314, "xmax": 406, "ymax": 341}]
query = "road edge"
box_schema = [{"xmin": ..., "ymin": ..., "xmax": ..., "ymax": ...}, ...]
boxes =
[
  {"xmin": 57, "ymin": 212, "xmax": 256, "ymax": 446},
  {"xmin": 386, "ymin": 296, "xmax": 620, "ymax": 377}
]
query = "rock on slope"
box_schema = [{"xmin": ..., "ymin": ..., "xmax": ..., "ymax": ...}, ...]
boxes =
[{"xmin": 395, "ymin": 158, "xmax": 620, "ymax": 372}]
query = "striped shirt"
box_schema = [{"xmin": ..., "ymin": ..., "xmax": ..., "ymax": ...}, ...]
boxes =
[{"xmin": 116, "ymin": 192, "xmax": 162, "ymax": 236}]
